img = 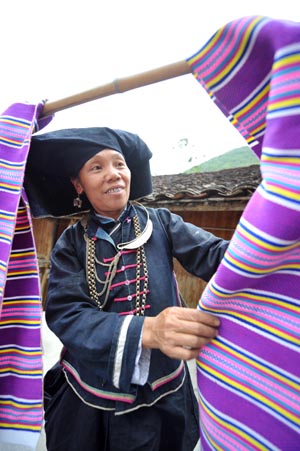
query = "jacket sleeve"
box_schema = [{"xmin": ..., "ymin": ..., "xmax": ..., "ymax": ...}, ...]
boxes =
[
  {"xmin": 45, "ymin": 224, "xmax": 144, "ymax": 392},
  {"xmin": 156, "ymin": 208, "xmax": 229, "ymax": 282}
]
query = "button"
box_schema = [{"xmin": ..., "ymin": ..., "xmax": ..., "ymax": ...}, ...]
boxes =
[{"xmin": 128, "ymin": 295, "xmax": 132, "ymax": 301}]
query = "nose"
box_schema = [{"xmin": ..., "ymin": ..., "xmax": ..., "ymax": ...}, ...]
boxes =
[{"xmin": 105, "ymin": 164, "xmax": 121, "ymax": 180}]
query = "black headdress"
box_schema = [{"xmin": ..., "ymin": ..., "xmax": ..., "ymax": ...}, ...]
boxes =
[{"xmin": 24, "ymin": 127, "xmax": 153, "ymax": 217}]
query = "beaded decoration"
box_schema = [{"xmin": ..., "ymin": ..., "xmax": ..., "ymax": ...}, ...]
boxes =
[{"xmin": 85, "ymin": 206, "xmax": 151, "ymax": 316}]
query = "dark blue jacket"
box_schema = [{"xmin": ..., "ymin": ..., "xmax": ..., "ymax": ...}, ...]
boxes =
[{"xmin": 45, "ymin": 204, "xmax": 228, "ymax": 413}]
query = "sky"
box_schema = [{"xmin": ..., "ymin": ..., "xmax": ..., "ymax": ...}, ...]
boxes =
[{"xmin": 1, "ymin": 1, "xmax": 300, "ymax": 174}]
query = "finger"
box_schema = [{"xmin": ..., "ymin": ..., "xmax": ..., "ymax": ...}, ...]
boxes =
[
  {"xmin": 174, "ymin": 307, "xmax": 220, "ymax": 327},
  {"xmin": 171, "ymin": 329, "xmax": 217, "ymax": 349},
  {"xmin": 196, "ymin": 310, "xmax": 220, "ymax": 327},
  {"xmin": 171, "ymin": 320, "xmax": 219, "ymax": 340},
  {"xmin": 163, "ymin": 343, "xmax": 209, "ymax": 361}
]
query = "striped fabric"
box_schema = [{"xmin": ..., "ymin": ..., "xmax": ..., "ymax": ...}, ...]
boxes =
[
  {"xmin": 0, "ymin": 103, "xmax": 52, "ymax": 449},
  {"xmin": 187, "ymin": 16, "xmax": 300, "ymax": 450}
]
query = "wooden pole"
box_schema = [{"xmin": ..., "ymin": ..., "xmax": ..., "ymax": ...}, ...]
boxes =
[{"xmin": 41, "ymin": 60, "xmax": 192, "ymax": 118}]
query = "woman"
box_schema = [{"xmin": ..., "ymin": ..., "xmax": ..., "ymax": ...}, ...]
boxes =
[{"xmin": 26, "ymin": 127, "xmax": 228, "ymax": 451}]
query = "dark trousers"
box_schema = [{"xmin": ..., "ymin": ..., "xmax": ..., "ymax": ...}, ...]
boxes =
[{"xmin": 44, "ymin": 371, "xmax": 199, "ymax": 451}]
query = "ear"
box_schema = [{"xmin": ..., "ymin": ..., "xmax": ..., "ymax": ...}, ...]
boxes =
[{"xmin": 71, "ymin": 177, "xmax": 84, "ymax": 195}]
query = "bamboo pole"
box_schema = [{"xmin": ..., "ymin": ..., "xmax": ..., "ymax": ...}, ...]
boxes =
[{"xmin": 41, "ymin": 60, "xmax": 192, "ymax": 118}]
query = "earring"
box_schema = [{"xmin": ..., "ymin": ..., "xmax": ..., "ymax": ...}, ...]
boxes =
[{"xmin": 73, "ymin": 194, "xmax": 82, "ymax": 209}]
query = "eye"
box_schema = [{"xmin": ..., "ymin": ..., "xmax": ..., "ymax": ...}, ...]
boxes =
[
  {"xmin": 90, "ymin": 163, "xmax": 102, "ymax": 172},
  {"xmin": 116, "ymin": 160, "xmax": 127, "ymax": 168}
]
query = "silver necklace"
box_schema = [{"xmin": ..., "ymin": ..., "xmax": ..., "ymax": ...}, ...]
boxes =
[{"xmin": 85, "ymin": 203, "xmax": 152, "ymax": 315}]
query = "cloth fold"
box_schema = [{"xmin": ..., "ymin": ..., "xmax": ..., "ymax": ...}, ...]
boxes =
[
  {"xmin": 187, "ymin": 15, "xmax": 300, "ymax": 450},
  {"xmin": 0, "ymin": 102, "xmax": 52, "ymax": 449}
]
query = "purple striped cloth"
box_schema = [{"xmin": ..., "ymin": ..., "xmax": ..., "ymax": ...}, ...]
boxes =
[
  {"xmin": 187, "ymin": 16, "xmax": 300, "ymax": 450},
  {"xmin": 0, "ymin": 102, "xmax": 52, "ymax": 449}
]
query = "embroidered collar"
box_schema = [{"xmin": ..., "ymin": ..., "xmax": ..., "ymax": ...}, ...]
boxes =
[{"xmin": 85, "ymin": 203, "xmax": 135, "ymax": 239}]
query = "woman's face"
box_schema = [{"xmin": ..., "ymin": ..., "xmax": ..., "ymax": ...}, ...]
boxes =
[{"xmin": 72, "ymin": 149, "xmax": 131, "ymax": 220}]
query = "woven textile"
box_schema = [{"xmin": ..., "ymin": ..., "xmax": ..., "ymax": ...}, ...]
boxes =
[
  {"xmin": 187, "ymin": 16, "xmax": 300, "ymax": 450},
  {"xmin": 0, "ymin": 102, "xmax": 52, "ymax": 449}
]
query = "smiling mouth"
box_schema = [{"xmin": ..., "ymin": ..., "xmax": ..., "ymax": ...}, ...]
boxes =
[{"xmin": 106, "ymin": 187, "xmax": 124, "ymax": 194}]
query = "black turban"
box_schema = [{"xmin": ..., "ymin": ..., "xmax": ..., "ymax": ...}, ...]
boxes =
[{"xmin": 24, "ymin": 127, "xmax": 153, "ymax": 217}]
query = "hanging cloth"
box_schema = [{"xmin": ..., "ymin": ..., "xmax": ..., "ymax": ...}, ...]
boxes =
[
  {"xmin": 187, "ymin": 16, "xmax": 300, "ymax": 450},
  {"xmin": 0, "ymin": 102, "xmax": 52, "ymax": 449}
]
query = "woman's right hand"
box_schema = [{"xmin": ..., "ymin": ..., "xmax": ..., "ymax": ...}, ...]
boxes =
[{"xmin": 142, "ymin": 306, "xmax": 219, "ymax": 360}]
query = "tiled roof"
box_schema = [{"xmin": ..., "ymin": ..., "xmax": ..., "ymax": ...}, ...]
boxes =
[{"xmin": 141, "ymin": 165, "xmax": 261, "ymax": 206}]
